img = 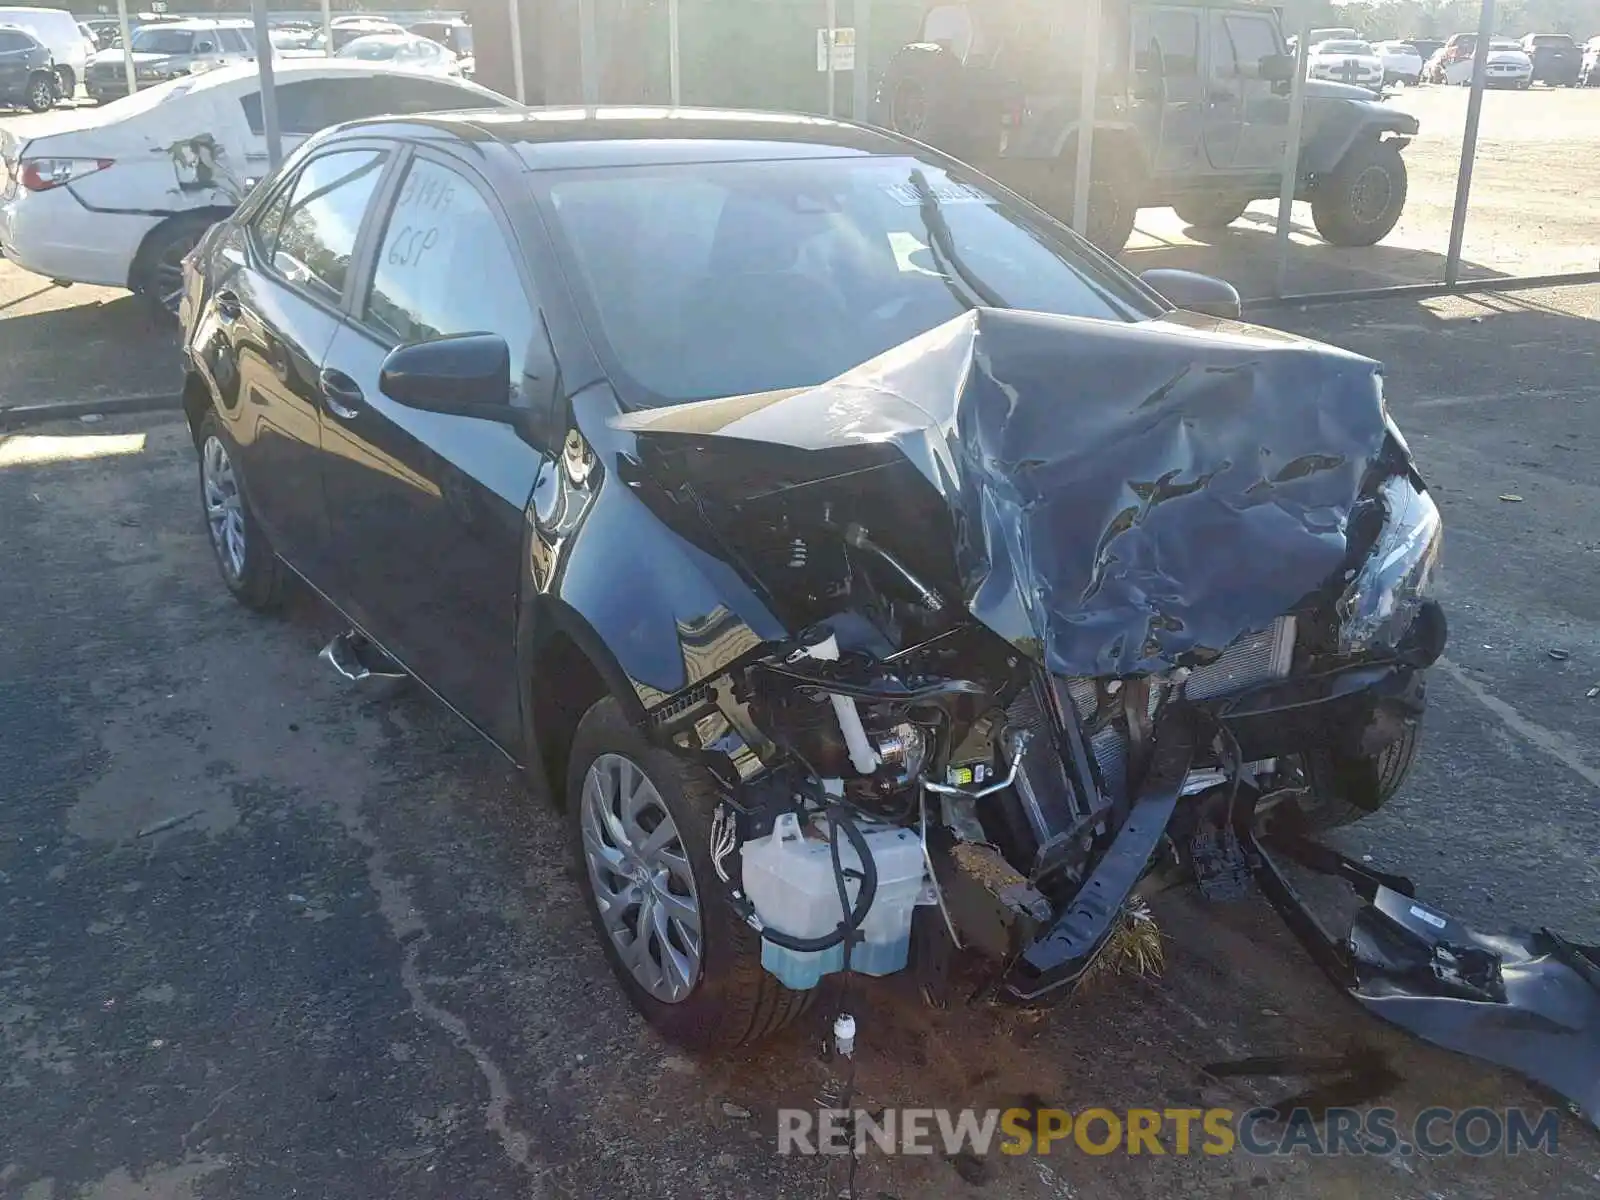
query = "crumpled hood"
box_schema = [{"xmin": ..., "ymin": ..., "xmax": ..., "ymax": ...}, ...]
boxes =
[{"xmin": 612, "ymin": 307, "xmax": 1398, "ymax": 678}]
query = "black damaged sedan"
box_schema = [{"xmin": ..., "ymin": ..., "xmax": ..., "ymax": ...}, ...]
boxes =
[{"xmin": 179, "ymin": 107, "xmax": 1523, "ymax": 1084}]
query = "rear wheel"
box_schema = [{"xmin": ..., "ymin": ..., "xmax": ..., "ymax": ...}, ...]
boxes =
[
  {"xmin": 1172, "ymin": 195, "xmax": 1251, "ymax": 230},
  {"xmin": 567, "ymin": 697, "xmax": 813, "ymax": 1051},
  {"xmin": 1043, "ymin": 150, "xmax": 1139, "ymax": 256},
  {"xmin": 25, "ymin": 71, "xmax": 55, "ymax": 112},
  {"xmin": 1311, "ymin": 139, "xmax": 1408, "ymax": 247},
  {"xmin": 196, "ymin": 410, "xmax": 285, "ymax": 612},
  {"xmin": 131, "ymin": 213, "xmax": 216, "ymax": 319}
]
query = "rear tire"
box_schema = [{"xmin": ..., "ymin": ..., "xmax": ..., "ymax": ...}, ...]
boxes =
[
  {"xmin": 1043, "ymin": 149, "xmax": 1139, "ymax": 256},
  {"xmin": 1172, "ymin": 195, "xmax": 1250, "ymax": 230},
  {"xmin": 566, "ymin": 697, "xmax": 813, "ymax": 1051},
  {"xmin": 1311, "ymin": 139, "xmax": 1407, "ymax": 247},
  {"xmin": 195, "ymin": 410, "xmax": 285, "ymax": 612},
  {"xmin": 25, "ymin": 71, "xmax": 55, "ymax": 112},
  {"xmin": 131, "ymin": 213, "xmax": 217, "ymax": 320}
]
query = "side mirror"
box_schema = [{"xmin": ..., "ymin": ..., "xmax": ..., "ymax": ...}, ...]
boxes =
[
  {"xmin": 379, "ymin": 333, "xmax": 517, "ymax": 423},
  {"xmin": 1258, "ymin": 52, "xmax": 1297, "ymax": 82},
  {"xmin": 1139, "ymin": 268, "xmax": 1243, "ymax": 321},
  {"xmin": 195, "ymin": 40, "xmax": 215, "ymax": 53}
]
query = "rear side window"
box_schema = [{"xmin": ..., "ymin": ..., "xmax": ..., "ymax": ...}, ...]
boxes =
[
  {"xmin": 242, "ymin": 76, "xmax": 496, "ymax": 137},
  {"xmin": 218, "ymin": 28, "xmax": 251, "ymax": 53},
  {"xmin": 1223, "ymin": 15, "xmax": 1281, "ymax": 74},
  {"xmin": 0, "ymin": 30, "xmax": 30, "ymax": 52},
  {"xmin": 1132, "ymin": 8, "xmax": 1200, "ymax": 76},
  {"xmin": 264, "ymin": 149, "xmax": 388, "ymax": 304}
]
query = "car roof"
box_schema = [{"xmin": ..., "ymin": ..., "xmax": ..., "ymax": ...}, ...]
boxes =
[{"xmin": 329, "ymin": 106, "xmax": 918, "ymax": 170}]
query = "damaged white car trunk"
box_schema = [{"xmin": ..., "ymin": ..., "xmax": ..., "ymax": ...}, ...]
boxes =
[{"xmin": 0, "ymin": 60, "xmax": 513, "ymax": 312}]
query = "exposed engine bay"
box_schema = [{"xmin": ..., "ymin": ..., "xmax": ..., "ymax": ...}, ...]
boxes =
[{"xmin": 610, "ymin": 308, "xmax": 1600, "ymax": 1124}]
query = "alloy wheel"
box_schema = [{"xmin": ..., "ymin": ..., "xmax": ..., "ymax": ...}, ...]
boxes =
[
  {"xmin": 580, "ymin": 752, "xmax": 703, "ymax": 1004},
  {"xmin": 201, "ymin": 435, "xmax": 245, "ymax": 581},
  {"xmin": 1348, "ymin": 165, "xmax": 1394, "ymax": 225},
  {"xmin": 28, "ymin": 78, "xmax": 53, "ymax": 110},
  {"xmin": 154, "ymin": 232, "xmax": 203, "ymax": 314}
]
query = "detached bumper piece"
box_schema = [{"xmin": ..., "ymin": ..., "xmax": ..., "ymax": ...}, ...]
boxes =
[{"xmin": 1244, "ymin": 820, "xmax": 1600, "ymax": 1128}]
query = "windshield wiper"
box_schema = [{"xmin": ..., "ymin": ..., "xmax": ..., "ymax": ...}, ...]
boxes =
[{"xmin": 908, "ymin": 167, "xmax": 1006, "ymax": 311}]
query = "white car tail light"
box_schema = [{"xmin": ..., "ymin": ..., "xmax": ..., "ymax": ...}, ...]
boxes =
[{"xmin": 20, "ymin": 157, "xmax": 115, "ymax": 192}]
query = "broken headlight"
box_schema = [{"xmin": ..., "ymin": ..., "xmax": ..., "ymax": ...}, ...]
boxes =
[{"xmin": 1337, "ymin": 474, "xmax": 1441, "ymax": 654}]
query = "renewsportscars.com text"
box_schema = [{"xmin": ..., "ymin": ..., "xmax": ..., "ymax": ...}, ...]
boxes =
[{"xmin": 777, "ymin": 1106, "xmax": 1562, "ymax": 1158}]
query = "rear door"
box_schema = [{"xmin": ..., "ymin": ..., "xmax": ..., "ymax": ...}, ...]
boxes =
[
  {"xmin": 201, "ymin": 145, "xmax": 392, "ymax": 575},
  {"xmin": 316, "ymin": 147, "xmax": 552, "ymax": 745},
  {"xmin": 0, "ymin": 30, "xmax": 33, "ymax": 99},
  {"xmin": 1130, "ymin": 5, "xmax": 1205, "ymax": 176}
]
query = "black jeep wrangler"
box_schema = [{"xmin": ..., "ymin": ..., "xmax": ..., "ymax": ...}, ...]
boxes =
[{"xmin": 872, "ymin": 0, "xmax": 1419, "ymax": 254}]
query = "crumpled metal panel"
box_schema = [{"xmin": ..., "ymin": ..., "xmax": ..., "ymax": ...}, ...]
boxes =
[{"xmin": 613, "ymin": 307, "xmax": 1395, "ymax": 677}]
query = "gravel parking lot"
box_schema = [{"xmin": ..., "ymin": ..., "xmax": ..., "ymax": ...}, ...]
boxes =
[{"xmin": 2, "ymin": 87, "xmax": 1599, "ymax": 1200}]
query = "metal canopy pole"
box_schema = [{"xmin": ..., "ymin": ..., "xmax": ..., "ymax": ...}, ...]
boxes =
[
  {"xmin": 1272, "ymin": 11, "xmax": 1312, "ymax": 298},
  {"xmin": 852, "ymin": 0, "xmax": 872, "ymax": 121},
  {"xmin": 825, "ymin": 0, "xmax": 837, "ymax": 117},
  {"xmin": 115, "ymin": 0, "xmax": 136, "ymax": 95},
  {"xmin": 668, "ymin": 0, "xmax": 681, "ymax": 105},
  {"xmin": 1446, "ymin": 0, "xmax": 1495, "ymax": 287},
  {"xmin": 321, "ymin": 0, "xmax": 333, "ymax": 57},
  {"xmin": 578, "ymin": 0, "xmax": 599, "ymax": 105},
  {"xmin": 1071, "ymin": 0, "xmax": 1101, "ymax": 235},
  {"xmin": 250, "ymin": 0, "xmax": 282, "ymax": 171},
  {"xmin": 508, "ymin": 0, "xmax": 526, "ymax": 102}
]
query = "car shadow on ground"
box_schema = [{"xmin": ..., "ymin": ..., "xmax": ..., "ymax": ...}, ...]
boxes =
[
  {"xmin": 0, "ymin": 289, "xmax": 180, "ymax": 410},
  {"xmin": 1123, "ymin": 219, "xmax": 1514, "ymax": 302}
]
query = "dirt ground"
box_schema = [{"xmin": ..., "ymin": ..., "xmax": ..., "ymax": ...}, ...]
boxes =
[
  {"xmin": 3, "ymin": 86, "xmax": 1600, "ymax": 1200},
  {"xmin": 1129, "ymin": 84, "xmax": 1600, "ymax": 298}
]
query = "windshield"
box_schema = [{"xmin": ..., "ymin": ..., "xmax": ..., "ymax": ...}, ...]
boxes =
[
  {"xmin": 537, "ymin": 156, "xmax": 1157, "ymax": 408},
  {"xmin": 1530, "ymin": 35, "xmax": 1574, "ymax": 46},
  {"xmin": 1490, "ymin": 39, "xmax": 1522, "ymax": 50},
  {"xmin": 130, "ymin": 28, "xmax": 195, "ymax": 54},
  {"xmin": 339, "ymin": 35, "xmax": 405, "ymax": 59},
  {"xmin": 1318, "ymin": 40, "xmax": 1373, "ymax": 55}
]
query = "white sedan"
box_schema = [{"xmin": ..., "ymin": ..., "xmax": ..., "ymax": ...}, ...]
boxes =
[
  {"xmin": 0, "ymin": 59, "xmax": 515, "ymax": 314},
  {"xmin": 1374, "ymin": 40, "xmax": 1424, "ymax": 86},
  {"xmin": 335, "ymin": 33, "xmax": 462, "ymax": 78},
  {"xmin": 1439, "ymin": 39, "xmax": 1534, "ymax": 87},
  {"xmin": 1307, "ymin": 40, "xmax": 1385, "ymax": 93}
]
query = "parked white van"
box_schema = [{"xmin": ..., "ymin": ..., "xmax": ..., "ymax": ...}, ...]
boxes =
[{"xmin": 0, "ymin": 6, "xmax": 91, "ymax": 97}]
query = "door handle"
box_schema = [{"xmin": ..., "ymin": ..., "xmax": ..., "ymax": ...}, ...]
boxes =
[
  {"xmin": 215, "ymin": 289, "xmax": 241, "ymax": 321},
  {"xmin": 319, "ymin": 368, "xmax": 364, "ymax": 420}
]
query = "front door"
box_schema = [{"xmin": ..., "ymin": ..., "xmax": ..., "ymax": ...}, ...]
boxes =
[
  {"xmin": 317, "ymin": 150, "xmax": 550, "ymax": 746},
  {"xmin": 1202, "ymin": 11, "xmax": 1243, "ymax": 168},
  {"xmin": 1220, "ymin": 9, "xmax": 1289, "ymax": 171},
  {"xmin": 205, "ymin": 147, "xmax": 390, "ymax": 574}
]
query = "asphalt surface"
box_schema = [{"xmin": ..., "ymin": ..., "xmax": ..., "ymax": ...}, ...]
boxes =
[{"xmin": 3, "ymin": 283, "xmax": 1600, "ymax": 1198}]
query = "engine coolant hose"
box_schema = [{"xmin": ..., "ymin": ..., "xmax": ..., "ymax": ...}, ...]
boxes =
[{"xmin": 757, "ymin": 804, "xmax": 878, "ymax": 954}]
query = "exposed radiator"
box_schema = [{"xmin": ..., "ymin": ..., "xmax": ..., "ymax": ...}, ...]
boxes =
[{"xmin": 1010, "ymin": 617, "xmax": 1297, "ymax": 803}]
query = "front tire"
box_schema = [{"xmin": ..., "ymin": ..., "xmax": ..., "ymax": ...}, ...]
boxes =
[
  {"xmin": 1311, "ymin": 139, "xmax": 1408, "ymax": 247},
  {"xmin": 567, "ymin": 697, "xmax": 813, "ymax": 1051},
  {"xmin": 196, "ymin": 410, "xmax": 284, "ymax": 612},
  {"xmin": 1299, "ymin": 722, "xmax": 1422, "ymax": 830}
]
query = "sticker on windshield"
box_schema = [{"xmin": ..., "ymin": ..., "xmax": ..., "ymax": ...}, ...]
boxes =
[{"xmin": 883, "ymin": 179, "xmax": 990, "ymax": 207}]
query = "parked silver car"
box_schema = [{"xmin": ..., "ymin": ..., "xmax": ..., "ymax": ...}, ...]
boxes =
[{"xmin": 85, "ymin": 19, "xmax": 255, "ymax": 103}]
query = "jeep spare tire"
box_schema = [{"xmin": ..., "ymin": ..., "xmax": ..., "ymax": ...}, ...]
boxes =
[
  {"xmin": 1311, "ymin": 139, "xmax": 1408, "ymax": 246},
  {"xmin": 874, "ymin": 42, "xmax": 991, "ymax": 163}
]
